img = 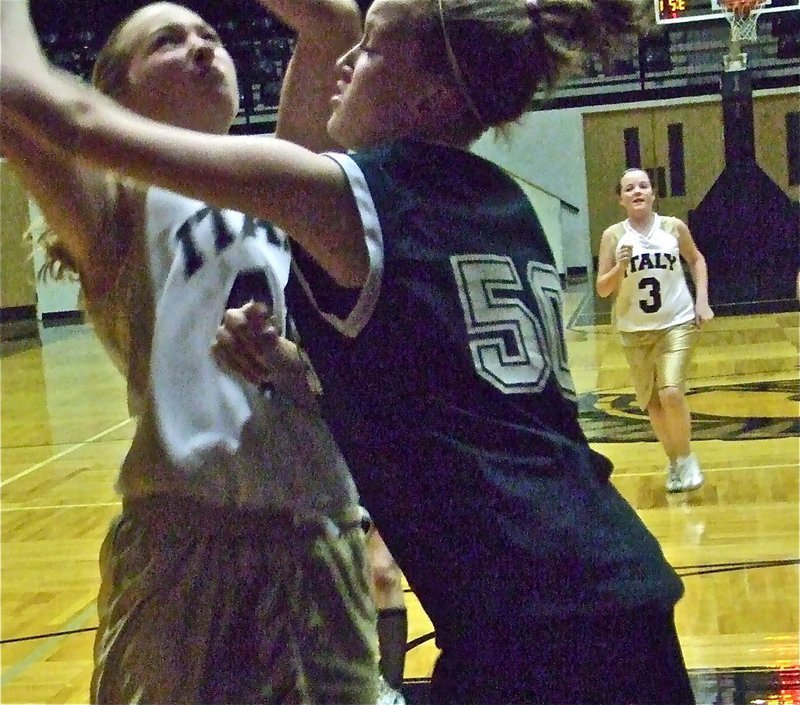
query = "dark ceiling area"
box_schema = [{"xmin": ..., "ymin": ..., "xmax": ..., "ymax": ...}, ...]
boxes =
[
  {"xmin": 28, "ymin": 0, "xmax": 372, "ymax": 36},
  {"xmin": 29, "ymin": 0, "xmax": 274, "ymax": 37},
  {"xmin": 23, "ymin": 0, "xmax": 800, "ymax": 133}
]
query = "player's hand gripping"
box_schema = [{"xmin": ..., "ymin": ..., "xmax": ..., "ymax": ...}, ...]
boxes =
[
  {"xmin": 616, "ymin": 243, "xmax": 633, "ymax": 271},
  {"xmin": 213, "ymin": 301, "xmax": 302, "ymax": 388}
]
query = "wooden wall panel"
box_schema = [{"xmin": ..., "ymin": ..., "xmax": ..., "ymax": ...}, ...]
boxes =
[
  {"xmin": 753, "ymin": 92, "xmax": 800, "ymax": 197},
  {"xmin": 0, "ymin": 161, "xmax": 36, "ymax": 310},
  {"xmin": 583, "ymin": 94, "xmax": 795, "ymax": 257}
]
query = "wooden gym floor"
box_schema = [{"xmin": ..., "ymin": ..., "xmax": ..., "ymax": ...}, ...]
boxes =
[{"xmin": 1, "ymin": 283, "xmax": 798, "ymax": 704}]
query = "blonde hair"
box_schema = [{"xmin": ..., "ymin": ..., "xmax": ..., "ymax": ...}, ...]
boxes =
[
  {"xmin": 35, "ymin": 4, "xmax": 152, "ymax": 281},
  {"xmin": 419, "ymin": 0, "xmax": 650, "ymax": 138},
  {"xmin": 26, "ymin": 216, "xmax": 81, "ymax": 282}
]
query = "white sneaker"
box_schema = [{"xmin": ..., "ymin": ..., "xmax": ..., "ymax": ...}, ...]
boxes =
[
  {"xmin": 678, "ymin": 454, "xmax": 704, "ymax": 492},
  {"xmin": 376, "ymin": 676, "xmax": 406, "ymax": 705},
  {"xmin": 665, "ymin": 460, "xmax": 682, "ymax": 492}
]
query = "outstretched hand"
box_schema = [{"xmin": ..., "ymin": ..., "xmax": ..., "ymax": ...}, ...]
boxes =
[{"xmin": 214, "ymin": 301, "xmax": 322, "ymax": 408}]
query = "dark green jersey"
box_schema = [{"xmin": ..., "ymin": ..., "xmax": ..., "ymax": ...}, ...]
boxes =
[{"xmin": 288, "ymin": 141, "xmax": 683, "ymax": 639}]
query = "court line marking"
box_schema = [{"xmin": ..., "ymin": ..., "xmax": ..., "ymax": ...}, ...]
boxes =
[
  {"xmin": 614, "ymin": 462, "xmax": 798, "ymax": 478},
  {"xmin": 1, "ymin": 626, "xmax": 97, "ymax": 646},
  {"xmin": 0, "ymin": 418, "xmax": 132, "ymax": 489},
  {"xmin": 1, "ymin": 502, "xmax": 122, "ymax": 513},
  {"xmin": 0, "ymin": 423, "xmax": 794, "ymax": 488},
  {"xmin": 0, "ymin": 602, "xmax": 96, "ymax": 687}
]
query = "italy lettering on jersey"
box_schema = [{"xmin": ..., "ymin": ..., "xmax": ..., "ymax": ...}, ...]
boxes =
[
  {"xmin": 613, "ymin": 214, "xmax": 696, "ymax": 332},
  {"xmin": 145, "ymin": 187, "xmax": 290, "ymax": 468}
]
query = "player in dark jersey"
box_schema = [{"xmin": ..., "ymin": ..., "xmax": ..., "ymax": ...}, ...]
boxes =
[
  {"xmin": 254, "ymin": 142, "xmax": 694, "ymax": 704},
  {"xmin": 1, "ymin": 0, "xmax": 695, "ymax": 701}
]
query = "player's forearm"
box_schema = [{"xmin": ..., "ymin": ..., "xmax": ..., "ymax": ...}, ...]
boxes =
[
  {"xmin": 1, "ymin": 0, "xmax": 89, "ymax": 167},
  {"xmin": 595, "ymin": 263, "xmax": 625, "ymax": 298},
  {"xmin": 269, "ymin": 0, "xmax": 361, "ymax": 151},
  {"xmin": 689, "ymin": 255, "xmax": 710, "ymax": 306},
  {"xmin": 254, "ymin": 0, "xmax": 361, "ymax": 34},
  {"xmin": 1, "ymin": 0, "xmax": 54, "ymax": 143},
  {"xmin": 0, "ymin": 119, "xmax": 30, "ymax": 163},
  {"xmin": 1, "ymin": 1, "xmax": 156, "ymax": 176},
  {"xmin": 0, "ymin": 0, "xmax": 43, "ymax": 67},
  {"xmin": 2, "ymin": 65, "xmax": 98, "ymax": 171}
]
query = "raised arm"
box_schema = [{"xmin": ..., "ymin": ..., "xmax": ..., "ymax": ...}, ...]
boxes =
[
  {"xmin": 1, "ymin": 0, "xmax": 368, "ymax": 287},
  {"xmin": 0, "ymin": 6, "xmax": 119, "ymax": 300},
  {"xmin": 0, "ymin": 119, "xmax": 121, "ymax": 294},
  {"xmin": 676, "ymin": 219, "xmax": 714, "ymax": 325},
  {"xmin": 256, "ymin": 0, "xmax": 362, "ymax": 151}
]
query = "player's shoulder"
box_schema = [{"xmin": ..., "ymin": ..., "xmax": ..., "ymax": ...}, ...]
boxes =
[
  {"xmin": 659, "ymin": 214, "xmax": 686, "ymax": 237},
  {"xmin": 602, "ymin": 220, "xmax": 626, "ymax": 243}
]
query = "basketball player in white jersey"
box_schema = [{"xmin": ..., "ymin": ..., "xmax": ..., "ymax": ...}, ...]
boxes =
[
  {"xmin": 0, "ymin": 1, "xmax": 380, "ymax": 702},
  {"xmin": 596, "ymin": 168, "xmax": 714, "ymax": 493}
]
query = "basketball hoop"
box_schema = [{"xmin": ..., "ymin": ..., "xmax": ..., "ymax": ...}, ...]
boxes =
[
  {"xmin": 716, "ymin": 0, "xmax": 769, "ymax": 70},
  {"xmin": 719, "ymin": 0, "xmax": 769, "ymax": 43}
]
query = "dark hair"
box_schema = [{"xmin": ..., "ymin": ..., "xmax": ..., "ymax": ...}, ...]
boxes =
[{"xmin": 419, "ymin": 0, "xmax": 650, "ymax": 135}]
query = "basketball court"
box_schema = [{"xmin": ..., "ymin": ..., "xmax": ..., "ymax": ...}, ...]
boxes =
[{"xmin": 1, "ymin": 0, "xmax": 798, "ymax": 701}]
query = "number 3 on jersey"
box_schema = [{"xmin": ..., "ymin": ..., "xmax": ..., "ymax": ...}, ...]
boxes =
[
  {"xmin": 451, "ymin": 254, "xmax": 576, "ymax": 400},
  {"xmin": 638, "ymin": 276, "xmax": 662, "ymax": 313}
]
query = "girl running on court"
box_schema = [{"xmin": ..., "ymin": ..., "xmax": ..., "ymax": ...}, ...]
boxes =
[{"xmin": 596, "ymin": 167, "xmax": 713, "ymax": 493}]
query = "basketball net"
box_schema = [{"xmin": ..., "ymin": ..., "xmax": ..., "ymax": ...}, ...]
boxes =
[
  {"xmin": 720, "ymin": 0, "xmax": 769, "ymax": 68},
  {"xmin": 723, "ymin": 0, "xmax": 769, "ymax": 41},
  {"xmin": 718, "ymin": 0, "xmax": 769, "ymax": 71}
]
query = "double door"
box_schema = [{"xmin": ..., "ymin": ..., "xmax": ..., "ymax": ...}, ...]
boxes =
[{"xmin": 583, "ymin": 101, "xmax": 725, "ymax": 255}]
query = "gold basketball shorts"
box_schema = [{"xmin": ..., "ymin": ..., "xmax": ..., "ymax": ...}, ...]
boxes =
[
  {"xmin": 619, "ymin": 321, "xmax": 698, "ymax": 410},
  {"xmin": 92, "ymin": 495, "xmax": 378, "ymax": 704}
]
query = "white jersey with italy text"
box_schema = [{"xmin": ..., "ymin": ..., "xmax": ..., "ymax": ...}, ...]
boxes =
[
  {"xmin": 612, "ymin": 214, "xmax": 696, "ymax": 332},
  {"xmin": 85, "ymin": 185, "xmax": 358, "ymax": 512}
]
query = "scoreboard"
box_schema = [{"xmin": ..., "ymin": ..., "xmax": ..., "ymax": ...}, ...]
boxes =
[{"xmin": 655, "ymin": 0, "xmax": 799, "ymax": 23}]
